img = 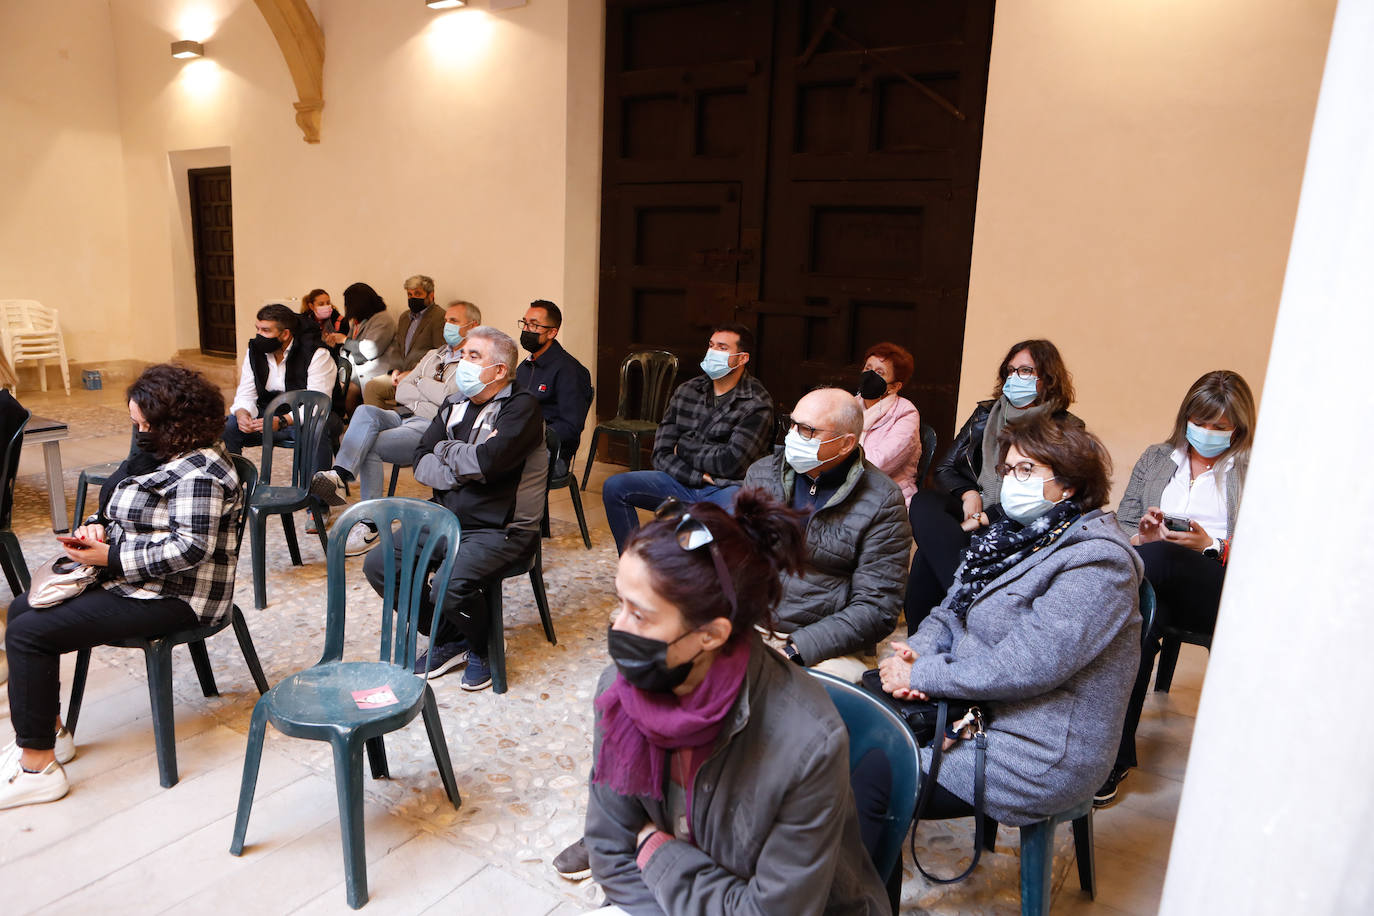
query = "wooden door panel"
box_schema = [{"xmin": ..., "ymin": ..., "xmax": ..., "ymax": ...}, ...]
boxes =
[{"xmin": 189, "ymin": 166, "xmax": 236, "ymax": 356}]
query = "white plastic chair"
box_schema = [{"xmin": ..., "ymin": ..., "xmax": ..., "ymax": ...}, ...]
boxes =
[{"xmin": 0, "ymin": 300, "xmax": 71, "ymax": 395}]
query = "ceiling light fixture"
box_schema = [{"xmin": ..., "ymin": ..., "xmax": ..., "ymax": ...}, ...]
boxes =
[
  {"xmin": 425, "ymin": 0, "xmax": 466, "ymax": 9},
  {"xmin": 170, "ymin": 40, "xmax": 205, "ymax": 59}
]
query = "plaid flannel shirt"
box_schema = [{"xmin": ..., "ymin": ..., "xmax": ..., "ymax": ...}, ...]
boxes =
[
  {"xmin": 101, "ymin": 445, "xmax": 241, "ymax": 625},
  {"xmin": 652, "ymin": 374, "xmax": 775, "ymax": 487}
]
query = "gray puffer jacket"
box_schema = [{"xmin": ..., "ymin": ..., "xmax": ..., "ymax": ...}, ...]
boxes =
[
  {"xmin": 743, "ymin": 450, "xmax": 912, "ymax": 664},
  {"xmin": 585, "ymin": 636, "xmax": 889, "ymax": 915}
]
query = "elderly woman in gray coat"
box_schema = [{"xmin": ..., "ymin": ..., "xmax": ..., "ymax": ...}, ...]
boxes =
[{"xmin": 877, "ymin": 414, "xmax": 1142, "ymax": 827}]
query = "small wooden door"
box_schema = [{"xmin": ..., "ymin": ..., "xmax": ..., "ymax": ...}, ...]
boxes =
[{"xmin": 189, "ymin": 167, "xmax": 236, "ymax": 355}]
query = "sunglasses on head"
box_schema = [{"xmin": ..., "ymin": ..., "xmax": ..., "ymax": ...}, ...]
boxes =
[{"xmin": 653, "ymin": 498, "xmax": 739, "ymax": 617}]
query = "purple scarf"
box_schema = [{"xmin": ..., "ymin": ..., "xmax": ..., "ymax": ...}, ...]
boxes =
[{"xmin": 593, "ymin": 637, "xmax": 753, "ymax": 801}]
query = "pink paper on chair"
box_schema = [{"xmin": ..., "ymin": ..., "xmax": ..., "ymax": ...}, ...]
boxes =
[{"xmin": 352, "ymin": 686, "xmax": 400, "ymax": 709}]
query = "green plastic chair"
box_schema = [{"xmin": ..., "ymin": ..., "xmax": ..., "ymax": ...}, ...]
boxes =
[
  {"xmin": 246, "ymin": 389, "xmax": 333, "ymax": 609},
  {"xmin": 580, "ymin": 349, "xmax": 678, "ymax": 490},
  {"xmin": 64, "ymin": 453, "xmax": 270, "ymax": 787},
  {"xmin": 230, "ymin": 498, "xmax": 463, "ymax": 909},
  {"xmin": 916, "ymin": 422, "xmax": 938, "ymax": 488},
  {"xmin": 543, "ymin": 427, "xmax": 591, "ymax": 549},
  {"xmin": 0, "ymin": 390, "xmax": 31, "ymax": 594},
  {"xmin": 71, "ymin": 425, "xmax": 135, "ymax": 532},
  {"xmin": 482, "ymin": 536, "xmax": 557, "ymax": 694},
  {"xmin": 809, "ymin": 670, "xmax": 919, "ymax": 885}
]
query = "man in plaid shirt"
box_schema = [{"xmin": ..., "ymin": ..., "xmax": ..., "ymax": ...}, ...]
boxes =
[{"xmin": 601, "ymin": 323, "xmax": 775, "ymax": 553}]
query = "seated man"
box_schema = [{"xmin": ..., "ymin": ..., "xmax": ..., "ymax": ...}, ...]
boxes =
[
  {"xmin": 363, "ymin": 274, "xmax": 449, "ymax": 410},
  {"xmin": 222, "ymin": 303, "xmax": 336, "ymax": 472},
  {"xmin": 515, "ymin": 299, "xmax": 593, "ymax": 478},
  {"xmin": 743, "ymin": 387, "xmax": 912, "ymax": 682},
  {"xmin": 363, "ymin": 326, "xmax": 546, "ymax": 690},
  {"xmin": 310, "ymin": 301, "xmax": 480, "ymax": 554},
  {"xmin": 601, "ymin": 323, "xmax": 774, "ymax": 553}
]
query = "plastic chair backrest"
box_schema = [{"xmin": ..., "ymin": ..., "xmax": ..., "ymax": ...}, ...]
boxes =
[
  {"xmin": 613, "ymin": 350, "xmax": 678, "ymax": 423},
  {"xmin": 258, "ymin": 390, "xmax": 333, "ymax": 489},
  {"xmin": 1139, "ymin": 579, "xmax": 1157, "ymax": 647},
  {"xmin": 545, "ymin": 427, "xmax": 563, "ymax": 484},
  {"xmin": 228, "ymin": 454, "xmax": 259, "ymax": 554},
  {"xmin": 0, "ymin": 390, "xmax": 31, "ymax": 528},
  {"xmin": 0, "ymin": 300, "xmax": 39, "ymax": 333},
  {"xmin": 917, "ymin": 422, "xmax": 938, "ymax": 486},
  {"xmin": 333, "ymin": 351, "xmax": 353, "ymax": 394},
  {"xmin": 321, "ymin": 499, "xmax": 461, "ymax": 670},
  {"xmin": 809, "ymin": 669, "xmax": 920, "ymax": 882}
]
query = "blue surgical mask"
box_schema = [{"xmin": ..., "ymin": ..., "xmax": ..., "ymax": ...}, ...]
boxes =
[
  {"xmin": 443, "ymin": 323, "xmax": 466, "ymax": 348},
  {"xmin": 1000, "ymin": 473, "xmax": 1064, "ymax": 525},
  {"xmin": 700, "ymin": 349, "xmax": 736, "ymax": 380},
  {"xmin": 455, "ymin": 360, "xmax": 494, "ymax": 398},
  {"xmin": 1002, "ymin": 373, "xmax": 1039, "ymax": 408},
  {"xmin": 784, "ymin": 428, "xmax": 842, "ymax": 475},
  {"xmin": 1186, "ymin": 422, "xmax": 1232, "ymax": 458}
]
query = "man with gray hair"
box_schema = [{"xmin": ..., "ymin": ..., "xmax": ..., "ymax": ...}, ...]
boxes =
[
  {"xmin": 743, "ymin": 386, "xmax": 912, "ymax": 681},
  {"xmin": 363, "ymin": 274, "xmax": 448, "ymax": 409},
  {"xmin": 363, "ymin": 326, "xmax": 547, "ymax": 691}
]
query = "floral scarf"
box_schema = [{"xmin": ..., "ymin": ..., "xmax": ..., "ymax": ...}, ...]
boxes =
[{"xmin": 947, "ymin": 500, "xmax": 1082, "ymax": 620}]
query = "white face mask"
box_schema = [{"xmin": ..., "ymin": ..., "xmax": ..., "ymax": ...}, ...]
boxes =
[
  {"xmin": 1000, "ymin": 473, "xmax": 1065, "ymax": 524},
  {"xmin": 455, "ymin": 360, "xmax": 495, "ymax": 398},
  {"xmin": 784, "ymin": 428, "xmax": 843, "ymax": 474},
  {"xmin": 700, "ymin": 349, "xmax": 736, "ymax": 380}
]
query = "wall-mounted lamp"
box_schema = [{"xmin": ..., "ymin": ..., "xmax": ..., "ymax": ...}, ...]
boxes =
[
  {"xmin": 170, "ymin": 40, "xmax": 205, "ymax": 59},
  {"xmin": 426, "ymin": 0, "xmax": 466, "ymax": 9}
]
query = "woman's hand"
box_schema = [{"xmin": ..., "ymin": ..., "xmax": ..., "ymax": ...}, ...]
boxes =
[
  {"xmin": 1134, "ymin": 507, "xmax": 1166, "ymax": 545},
  {"xmin": 72, "ymin": 524, "xmax": 106, "ymax": 543},
  {"xmin": 324, "ymin": 331, "xmax": 346, "ymax": 347},
  {"xmin": 64, "ymin": 538, "xmax": 110, "ymax": 567},
  {"xmin": 960, "ymin": 491, "xmax": 985, "ymax": 531},
  {"xmin": 879, "ymin": 642, "xmax": 928, "ymax": 700},
  {"xmin": 1165, "ymin": 519, "xmax": 1212, "ymax": 552}
]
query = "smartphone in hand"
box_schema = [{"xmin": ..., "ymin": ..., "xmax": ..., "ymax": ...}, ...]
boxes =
[
  {"xmin": 1163, "ymin": 514, "xmax": 1192, "ymax": 532},
  {"xmin": 56, "ymin": 535, "xmax": 92, "ymax": 548}
]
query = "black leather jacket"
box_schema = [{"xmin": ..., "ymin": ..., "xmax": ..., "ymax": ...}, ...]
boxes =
[{"xmin": 934, "ymin": 399, "xmax": 1081, "ymax": 498}]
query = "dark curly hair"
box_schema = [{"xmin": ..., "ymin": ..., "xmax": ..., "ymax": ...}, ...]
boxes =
[{"xmin": 127, "ymin": 364, "xmax": 226, "ymax": 458}]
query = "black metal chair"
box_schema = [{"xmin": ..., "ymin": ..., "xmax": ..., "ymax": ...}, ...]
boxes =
[
  {"xmin": 0, "ymin": 390, "xmax": 31, "ymax": 594},
  {"xmin": 72, "ymin": 425, "xmax": 136, "ymax": 532},
  {"xmin": 65, "ymin": 453, "xmax": 270, "ymax": 787},
  {"xmin": 581, "ymin": 350, "xmax": 678, "ymax": 489}
]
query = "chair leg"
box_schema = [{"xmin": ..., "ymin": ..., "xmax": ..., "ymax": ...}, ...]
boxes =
[
  {"xmin": 1018, "ymin": 821, "xmax": 1056, "ymax": 916},
  {"xmin": 628, "ymin": 432, "xmax": 642, "ymax": 472},
  {"xmin": 0, "ymin": 530, "xmax": 29, "ymax": 595},
  {"xmin": 73, "ymin": 473, "xmax": 91, "ymax": 533},
  {"xmin": 387, "ymin": 464, "xmax": 401, "ymax": 497},
  {"xmin": 1072, "ymin": 812, "xmax": 1096, "ymax": 898},
  {"xmin": 568, "ymin": 477, "xmax": 592, "ymax": 549},
  {"xmin": 486, "ymin": 585, "xmax": 507, "ymax": 695},
  {"xmin": 421, "ymin": 686, "xmax": 461, "ymax": 809},
  {"xmin": 281, "ymin": 512, "xmax": 303, "ymax": 566},
  {"xmin": 580, "ymin": 429, "xmax": 600, "ymax": 490},
  {"xmin": 310, "ymin": 503, "xmax": 329, "ymax": 556},
  {"xmin": 530, "ymin": 565, "xmax": 556, "ymax": 646},
  {"xmin": 231, "ymin": 607, "xmax": 271, "ymax": 695},
  {"xmin": 250, "ymin": 508, "xmax": 269, "ymax": 611},
  {"xmin": 365, "ymin": 735, "xmax": 390, "ymax": 780},
  {"xmin": 65, "ymin": 648, "xmax": 93, "ymax": 737},
  {"xmin": 1154, "ymin": 637, "xmax": 1181, "ymax": 693},
  {"xmin": 982, "ymin": 815, "xmax": 999, "ymax": 852},
  {"xmin": 331, "ymin": 735, "xmax": 370, "ymax": 909},
  {"xmin": 187, "ymin": 639, "xmax": 220, "ymax": 698},
  {"xmin": 230, "ymin": 700, "xmax": 271, "ymax": 855},
  {"xmin": 144, "ymin": 641, "xmax": 180, "ymax": 787},
  {"xmin": 540, "ymin": 494, "xmax": 551, "ymax": 538}
]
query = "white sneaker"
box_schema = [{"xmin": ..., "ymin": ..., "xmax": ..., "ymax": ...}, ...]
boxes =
[
  {"xmin": 0, "ymin": 757, "xmax": 69, "ymax": 809},
  {"xmin": 344, "ymin": 523, "xmax": 380, "ymax": 557},
  {"xmin": 309, "ymin": 470, "xmax": 348, "ymax": 507},
  {"xmin": 1, "ymin": 727, "xmax": 75, "ymax": 769}
]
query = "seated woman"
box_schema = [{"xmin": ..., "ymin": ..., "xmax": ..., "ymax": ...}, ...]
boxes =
[
  {"xmin": 338, "ymin": 281, "xmax": 399, "ymax": 414},
  {"xmin": 298, "ymin": 288, "xmax": 346, "ymax": 351},
  {"xmin": 904, "ymin": 338, "xmax": 1079, "ymax": 633},
  {"xmin": 1096, "ymin": 369, "xmax": 1255, "ymax": 806},
  {"xmin": 875, "ymin": 414, "xmax": 1141, "ymax": 829},
  {"xmin": 855, "ymin": 341, "xmax": 922, "ymax": 505},
  {"xmin": 585, "ymin": 492, "xmax": 889, "ymax": 915},
  {"xmin": 0, "ymin": 364, "xmax": 241, "ymax": 809}
]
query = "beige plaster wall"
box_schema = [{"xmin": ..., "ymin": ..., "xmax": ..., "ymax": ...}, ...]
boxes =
[
  {"xmin": 0, "ymin": 0, "xmax": 132, "ymax": 365},
  {"xmin": 965, "ymin": 0, "xmax": 1335, "ymax": 501}
]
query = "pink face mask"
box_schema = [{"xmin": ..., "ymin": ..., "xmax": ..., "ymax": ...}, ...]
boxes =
[{"xmin": 313, "ymin": 305, "xmax": 332, "ymax": 320}]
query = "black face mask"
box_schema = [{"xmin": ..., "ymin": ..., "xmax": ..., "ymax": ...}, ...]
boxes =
[
  {"xmin": 519, "ymin": 330, "xmax": 544, "ymax": 353},
  {"xmin": 607, "ymin": 625, "xmax": 702, "ymax": 693},
  {"xmin": 134, "ymin": 430, "xmax": 158, "ymax": 453},
  {"xmin": 858, "ymin": 369, "xmax": 889, "ymax": 400},
  {"xmin": 407, "ymin": 297, "xmax": 427, "ymax": 313},
  {"xmin": 249, "ymin": 334, "xmax": 283, "ymax": 354}
]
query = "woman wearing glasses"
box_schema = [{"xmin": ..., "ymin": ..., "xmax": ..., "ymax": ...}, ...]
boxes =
[
  {"xmin": 874, "ymin": 414, "xmax": 1141, "ymax": 831},
  {"xmin": 904, "ymin": 339, "xmax": 1080, "ymax": 633},
  {"xmin": 1096, "ymin": 370, "xmax": 1255, "ymax": 806},
  {"xmin": 585, "ymin": 492, "xmax": 889, "ymax": 915}
]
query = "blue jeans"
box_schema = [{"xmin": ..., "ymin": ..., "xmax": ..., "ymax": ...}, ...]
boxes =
[
  {"xmin": 333, "ymin": 405, "xmax": 431, "ymax": 500},
  {"xmin": 601, "ymin": 470, "xmax": 738, "ymax": 553}
]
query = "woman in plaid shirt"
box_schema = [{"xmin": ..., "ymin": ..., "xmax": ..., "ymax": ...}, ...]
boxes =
[{"xmin": 2, "ymin": 364, "xmax": 241, "ymax": 809}]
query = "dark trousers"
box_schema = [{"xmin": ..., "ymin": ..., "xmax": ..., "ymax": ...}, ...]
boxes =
[
  {"xmin": 1114, "ymin": 540, "xmax": 1226, "ymax": 769},
  {"xmin": 362, "ymin": 525, "xmax": 538, "ymax": 657},
  {"xmin": 904, "ymin": 488, "xmax": 974, "ymax": 635},
  {"xmin": 220, "ymin": 414, "xmax": 336, "ymax": 475},
  {"xmin": 5, "ymin": 589, "xmax": 198, "ymax": 749}
]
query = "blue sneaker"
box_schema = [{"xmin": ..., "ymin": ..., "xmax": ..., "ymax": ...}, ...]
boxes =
[
  {"xmin": 461, "ymin": 653, "xmax": 492, "ymax": 691},
  {"xmin": 415, "ymin": 640, "xmax": 468, "ymax": 679}
]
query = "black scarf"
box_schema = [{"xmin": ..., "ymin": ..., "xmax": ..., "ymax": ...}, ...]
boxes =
[{"xmin": 947, "ymin": 500, "xmax": 1082, "ymax": 620}]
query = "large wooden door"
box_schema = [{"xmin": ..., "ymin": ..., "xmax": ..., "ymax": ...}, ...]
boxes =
[
  {"xmin": 189, "ymin": 166, "xmax": 237, "ymax": 355},
  {"xmin": 598, "ymin": 0, "xmax": 996, "ymax": 460}
]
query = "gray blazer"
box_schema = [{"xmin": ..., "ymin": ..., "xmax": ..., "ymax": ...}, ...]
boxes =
[
  {"xmin": 585, "ymin": 637, "xmax": 889, "ymax": 915},
  {"xmin": 1116, "ymin": 442, "xmax": 1245, "ymax": 538},
  {"xmin": 340, "ymin": 312, "xmax": 400, "ymax": 383},
  {"xmin": 907, "ymin": 510, "xmax": 1143, "ymax": 825}
]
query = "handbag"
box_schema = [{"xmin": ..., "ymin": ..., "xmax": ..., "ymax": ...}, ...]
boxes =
[
  {"xmin": 859, "ymin": 668, "xmax": 977, "ymax": 747},
  {"xmin": 27, "ymin": 556, "xmax": 100, "ymax": 609}
]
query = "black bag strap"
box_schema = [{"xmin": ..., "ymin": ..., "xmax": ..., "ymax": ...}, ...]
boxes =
[{"xmin": 909, "ymin": 700, "xmax": 988, "ymax": 884}]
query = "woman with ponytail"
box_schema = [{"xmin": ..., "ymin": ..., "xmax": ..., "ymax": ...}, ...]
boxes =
[{"xmin": 583, "ymin": 490, "xmax": 889, "ymax": 915}]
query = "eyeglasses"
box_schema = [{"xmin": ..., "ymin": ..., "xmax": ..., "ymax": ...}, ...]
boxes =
[
  {"xmin": 1007, "ymin": 366, "xmax": 1038, "ymax": 380},
  {"xmin": 995, "ymin": 461, "xmax": 1054, "ymax": 482},
  {"xmin": 517, "ymin": 319, "xmax": 552, "ymax": 332},
  {"xmin": 789, "ymin": 420, "xmax": 832, "ymax": 442},
  {"xmin": 654, "ymin": 498, "xmax": 738, "ymax": 616}
]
